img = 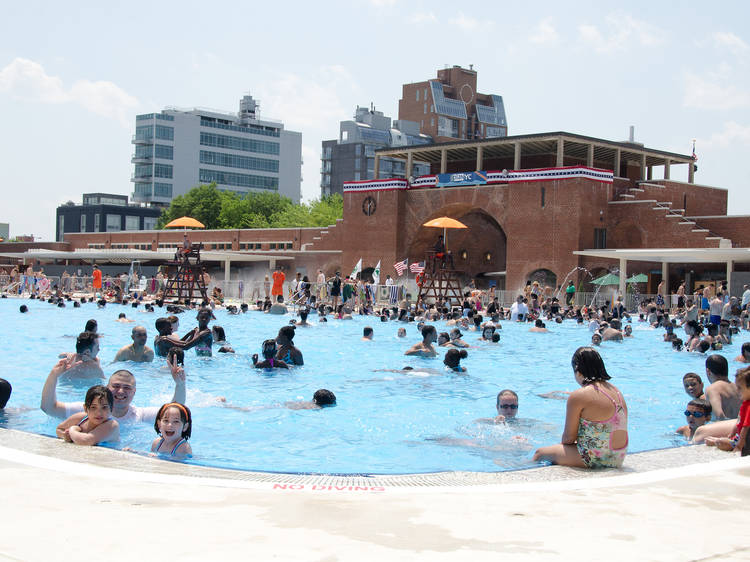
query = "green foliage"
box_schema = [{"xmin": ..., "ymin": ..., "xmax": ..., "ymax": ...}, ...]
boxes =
[{"xmin": 156, "ymin": 185, "xmax": 343, "ymax": 230}]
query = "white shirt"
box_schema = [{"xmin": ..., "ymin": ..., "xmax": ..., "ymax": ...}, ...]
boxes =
[
  {"xmin": 510, "ymin": 302, "xmax": 528, "ymax": 321},
  {"xmin": 385, "ymin": 277, "xmax": 394, "ymax": 286},
  {"xmin": 64, "ymin": 402, "xmax": 159, "ymax": 424},
  {"xmin": 742, "ymin": 289, "xmax": 750, "ymax": 308}
]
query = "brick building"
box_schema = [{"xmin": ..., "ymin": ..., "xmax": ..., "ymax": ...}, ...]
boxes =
[{"xmin": 12, "ymin": 131, "xmax": 750, "ymax": 298}]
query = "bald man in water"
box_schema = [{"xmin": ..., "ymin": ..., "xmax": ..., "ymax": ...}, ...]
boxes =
[{"xmin": 114, "ymin": 326, "xmax": 154, "ymax": 362}]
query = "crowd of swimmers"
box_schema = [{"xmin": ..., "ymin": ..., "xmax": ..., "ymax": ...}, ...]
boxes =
[{"xmin": 3, "ymin": 277, "xmax": 750, "ymax": 468}]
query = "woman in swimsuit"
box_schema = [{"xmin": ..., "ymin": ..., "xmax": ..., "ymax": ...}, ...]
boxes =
[
  {"xmin": 151, "ymin": 402, "xmax": 192, "ymax": 459},
  {"xmin": 533, "ymin": 346, "xmax": 628, "ymax": 468},
  {"xmin": 275, "ymin": 325, "xmax": 304, "ymax": 365}
]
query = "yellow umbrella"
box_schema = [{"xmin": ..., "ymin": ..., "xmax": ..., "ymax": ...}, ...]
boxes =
[
  {"xmin": 164, "ymin": 216, "xmax": 205, "ymax": 229},
  {"xmin": 422, "ymin": 216, "xmax": 467, "ymax": 250}
]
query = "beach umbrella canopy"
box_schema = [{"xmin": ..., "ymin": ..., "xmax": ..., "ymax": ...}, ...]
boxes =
[
  {"xmin": 590, "ymin": 273, "xmax": 621, "ymax": 286},
  {"xmin": 422, "ymin": 216, "xmax": 468, "ymax": 250},
  {"xmin": 164, "ymin": 216, "xmax": 205, "ymax": 229},
  {"xmin": 626, "ymin": 273, "xmax": 648, "ymax": 283}
]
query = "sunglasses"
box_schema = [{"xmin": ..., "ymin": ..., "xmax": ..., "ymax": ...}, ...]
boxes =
[
  {"xmin": 499, "ymin": 404, "xmax": 519, "ymax": 410},
  {"xmin": 684, "ymin": 410, "xmax": 707, "ymax": 418}
]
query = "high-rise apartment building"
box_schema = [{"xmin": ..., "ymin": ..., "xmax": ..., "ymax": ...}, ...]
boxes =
[
  {"xmin": 320, "ymin": 106, "xmax": 431, "ymax": 196},
  {"xmin": 398, "ymin": 65, "xmax": 507, "ymax": 142},
  {"xmin": 132, "ymin": 95, "xmax": 302, "ymax": 206}
]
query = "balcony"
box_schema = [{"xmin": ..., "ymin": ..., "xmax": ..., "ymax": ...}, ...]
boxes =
[
  {"xmin": 131, "ymin": 135, "xmax": 154, "ymax": 145},
  {"xmin": 131, "ymin": 155, "xmax": 153, "ymax": 164},
  {"xmin": 131, "ymin": 174, "xmax": 153, "ymax": 182}
]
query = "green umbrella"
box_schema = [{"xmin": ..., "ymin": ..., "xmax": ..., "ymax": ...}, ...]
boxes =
[
  {"xmin": 590, "ymin": 273, "xmax": 621, "ymax": 286},
  {"xmin": 626, "ymin": 273, "xmax": 648, "ymax": 283}
]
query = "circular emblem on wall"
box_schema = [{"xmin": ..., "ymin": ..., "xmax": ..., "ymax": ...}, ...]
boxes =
[
  {"xmin": 362, "ymin": 196, "xmax": 377, "ymax": 216},
  {"xmin": 459, "ymin": 83, "xmax": 474, "ymax": 104}
]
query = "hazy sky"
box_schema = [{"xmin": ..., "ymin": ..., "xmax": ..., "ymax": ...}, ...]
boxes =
[{"xmin": 1, "ymin": 1, "xmax": 748, "ymax": 240}]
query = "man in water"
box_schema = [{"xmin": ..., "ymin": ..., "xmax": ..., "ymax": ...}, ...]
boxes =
[
  {"xmin": 41, "ymin": 357, "xmax": 186, "ymax": 424},
  {"xmin": 405, "ymin": 325, "xmax": 438, "ymax": 357},
  {"xmin": 182, "ymin": 308, "xmax": 214, "ymax": 356},
  {"xmin": 114, "ymin": 326, "xmax": 155, "ymax": 363}
]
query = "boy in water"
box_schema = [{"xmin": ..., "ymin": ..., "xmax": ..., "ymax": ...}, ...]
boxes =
[
  {"xmin": 683, "ymin": 373, "xmax": 705, "ymax": 400},
  {"xmin": 676, "ymin": 399, "xmax": 711, "ymax": 440},
  {"xmin": 705, "ymin": 368, "xmax": 750, "ymax": 455},
  {"xmin": 405, "ymin": 325, "xmax": 438, "ymax": 357},
  {"xmin": 704, "ymin": 355, "xmax": 741, "ymax": 420}
]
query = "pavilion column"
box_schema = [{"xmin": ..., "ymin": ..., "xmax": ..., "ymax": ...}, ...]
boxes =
[
  {"xmin": 619, "ymin": 258, "xmax": 627, "ymax": 301},
  {"xmin": 727, "ymin": 260, "xmax": 734, "ymax": 297},
  {"xmin": 688, "ymin": 159, "xmax": 695, "ymax": 183},
  {"xmin": 269, "ymin": 258, "xmax": 276, "ymax": 271},
  {"xmin": 647, "ymin": 166, "xmax": 653, "ymax": 180},
  {"xmin": 406, "ymin": 152, "xmax": 413, "ymax": 179},
  {"xmin": 556, "ymin": 138, "xmax": 564, "ymax": 167},
  {"xmin": 664, "ymin": 159, "xmax": 671, "ymax": 179},
  {"xmin": 587, "ymin": 144, "xmax": 594, "ymax": 167},
  {"xmin": 513, "ymin": 142, "xmax": 521, "ymax": 170},
  {"xmin": 640, "ymin": 154, "xmax": 647, "ymax": 181},
  {"xmin": 662, "ymin": 262, "xmax": 669, "ymax": 302},
  {"xmin": 476, "ymin": 145, "xmax": 483, "ymax": 171},
  {"xmin": 614, "ymin": 149, "xmax": 621, "ymax": 177},
  {"xmin": 374, "ymin": 155, "xmax": 380, "ymax": 179},
  {"xmin": 440, "ymin": 149, "xmax": 447, "ymax": 174},
  {"xmin": 224, "ymin": 259, "xmax": 231, "ymax": 283}
]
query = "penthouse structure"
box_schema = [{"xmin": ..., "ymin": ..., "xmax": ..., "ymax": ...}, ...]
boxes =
[
  {"xmin": 398, "ymin": 65, "xmax": 507, "ymax": 142},
  {"xmin": 131, "ymin": 95, "xmax": 302, "ymax": 206},
  {"xmin": 320, "ymin": 106, "xmax": 432, "ymax": 197}
]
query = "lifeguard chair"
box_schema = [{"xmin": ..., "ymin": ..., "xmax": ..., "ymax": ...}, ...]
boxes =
[
  {"xmin": 162, "ymin": 243, "xmax": 209, "ymax": 304},
  {"xmin": 417, "ymin": 250, "xmax": 464, "ymax": 304}
]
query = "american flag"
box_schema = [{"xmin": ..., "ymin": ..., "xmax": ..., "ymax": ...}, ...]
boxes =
[
  {"xmin": 410, "ymin": 261, "xmax": 425, "ymax": 274},
  {"xmin": 394, "ymin": 258, "xmax": 408, "ymax": 276}
]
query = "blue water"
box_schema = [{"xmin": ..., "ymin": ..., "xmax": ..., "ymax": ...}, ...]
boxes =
[{"xmin": 0, "ymin": 298, "xmax": 743, "ymax": 474}]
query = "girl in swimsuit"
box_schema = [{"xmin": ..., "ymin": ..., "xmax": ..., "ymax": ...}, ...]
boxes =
[
  {"xmin": 151, "ymin": 402, "xmax": 192, "ymax": 459},
  {"xmin": 252, "ymin": 339, "xmax": 290, "ymax": 370},
  {"xmin": 56, "ymin": 385, "xmax": 120, "ymax": 446},
  {"xmin": 533, "ymin": 346, "xmax": 628, "ymax": 468}
]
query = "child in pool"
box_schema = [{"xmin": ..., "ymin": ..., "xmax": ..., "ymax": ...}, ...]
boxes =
[
  {"xmin": 683, "ymin": 373, "xmax": 705, "ymax": 400},
  {"xmin": 252, "ymin": 339, "xmax": 290, "ymax": 370},
  {"xmin": 444, "ymin": 348, "xmax": 468, "ymax": 373},
  {"xmin": 676, "ymin": 399, "xmax": 712, "ymax": 440},
  {"xmin": 151, "ymin": 402, "xmax": 192, "ymax": 459},
  {"xmin": 56, "ymin": 385, "xmax": 119, "ymax": 446}
]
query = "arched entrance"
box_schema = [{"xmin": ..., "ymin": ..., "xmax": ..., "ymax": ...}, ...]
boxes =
[
  {"xmin": 527, "ymin": 268, "xmax": 557, "ymax": 289},
  {"xmin": 407, "ymin": 206, "xmax": 507, "ymax": 283}
]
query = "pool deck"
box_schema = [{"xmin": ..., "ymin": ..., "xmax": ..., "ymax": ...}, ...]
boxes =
[{"xmin": 1, "ymin": 429, "xmax": 749, "ymax": 561}]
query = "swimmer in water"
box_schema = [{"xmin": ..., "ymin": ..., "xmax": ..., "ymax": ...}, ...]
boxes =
[
  {"xmin": 405, "ymin": 325, "xmax": 438, "ymax": 357},
  {"xmin": 397, "ymin": 327, "xmax": 407, "ymax": 338},
  {"xmin": 438, "ymin": 332, "xmax": 455, "ymax": 347},
  {"xmin": 444, "ymin": 348, "xmax": 468, "ymax": 373},
  {"xmin": 182, "ymin": 308, "xmax": 214, "ymax": 357},
  {"xmin": 275, "ymin": 325, "xmax": 304, "ymax": 365},
  {"xmin": 477, "ymin": 389, "xmax": 519, "ymax": 424},
  {"xmin": 362, "ymin": 326, "xmax": 374, "ymax": 341},
  {"xmin": 479, "ymin": 325, "xmax": 496, "ymax": 341},
  {"xmin": 56, "ymin": 385, "xmax": 119, "ymax": 446},
  {"xmin": 529, "ymin": 319, "xmax": 548, "ymax": 333},
  {"xmin": 449, "ymin": 328, "xmax": 469, "ymax": 348},
  {"xmin": 151, "ymin": 402, "xmax": 192, "ymax": 459},
  {"xmin": 252, "ymin": 339, "xmax": 290, "ymax": 370}
]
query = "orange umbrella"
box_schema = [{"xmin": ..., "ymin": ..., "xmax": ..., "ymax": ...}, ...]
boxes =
[
  {"xmin": 165, "ymin": 216, "xmax": 205, "ymax": 229},
  {"xmin": 422, "ymin": 216, "xmax": 467, "ymax": 250}
]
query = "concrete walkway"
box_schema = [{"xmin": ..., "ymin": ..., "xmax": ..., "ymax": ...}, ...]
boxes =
[{"xmin": 1, "ymin": 428, "xmax": 750, "ymax": 561}]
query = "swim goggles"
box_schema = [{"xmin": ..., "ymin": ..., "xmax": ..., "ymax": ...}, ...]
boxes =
[
  {"xmin": 499, "ymin": 404, "xmax": 519, "ymax": 410},
  {"xmin": 684, "ymin": 410, "xmax": 706, "ymax": 418}
]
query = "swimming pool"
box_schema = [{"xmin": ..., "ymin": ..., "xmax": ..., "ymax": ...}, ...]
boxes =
[{"xmin": 1, "ymin": 298, "xmax": 743, "ymax": 474}]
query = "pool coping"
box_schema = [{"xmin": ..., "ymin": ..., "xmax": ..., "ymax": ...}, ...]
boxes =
[{"xmin": 1, "ymin": 427, "xmax": 744, "ymax": 492}]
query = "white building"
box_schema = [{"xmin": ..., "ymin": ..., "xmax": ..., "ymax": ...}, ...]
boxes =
[{"xmin": 131, "ymin": 95, "xmax": 302, "ymax": 205}]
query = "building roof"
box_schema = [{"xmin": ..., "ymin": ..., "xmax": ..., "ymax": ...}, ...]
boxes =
[{"xmin": 574, "ymin": 248, "xmax": 750, "ymax": 263}]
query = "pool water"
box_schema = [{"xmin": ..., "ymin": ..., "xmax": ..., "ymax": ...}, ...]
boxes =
[{"xmin": 0, "ymin": 298, "xmax": 743, "ymax": 474}]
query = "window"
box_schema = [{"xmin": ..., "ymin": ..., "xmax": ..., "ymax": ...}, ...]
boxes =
[
  {"xmin": 58, "ymin": 215, "xmax": 64, "ymax": 239},
  {"xmin": 199, "ymin": 169, "xmax": 278, "ymax": 191},
  {"xmin": 94, "ymin": 214, "xmax": 100, "ymax": 231},
  {"xmin": 106, "ymin": 214, "xmax": 121, "ymax": 232},
  {"xmin": 437, "ymin": 116, "xmax": 459, "ymax": 138},
  {"xmin": 154, "ymin": 163, "xmax": 173, "ymax": 179},
  {"xmin": 355, "ymin": 145, "xmax": 362, "ymax": 156},
  {"xmin": 154, "ymin": 183, "xmax": 172, "ymax": 198},
  {"xmin": 541, "ymin": 187, "xmax": 545, "ymax": 208},
  {"xmin": 423, "ymin": 103, "xmax": 427, "ymax": 114},
  {"xmin": 286, "ymin": 243, "xmax": 293, "ymax": 249},
  {"xmin": 199, "ymin": 150, "xmax": 279, "ymax": 173},
  {"xmin": 143, "ymin": 217, "xmax": 157, "ymax": 230},
  {"xmin": 594, "ymin": 228, "xmax": 607, "ymax": 249},
  {"xmin": 200, "ymin": 132, "xmax": 279, "ymax": 155},
  {"xmin": 416, "ymin": 89, "xmax": 420, "ymax": 101},
  {"xmin": 154, "ymin": 144, "xmax": 173, "ymax": 160},
  {"xmin": 155, "ymin": 125, "xmax": 174, "ymax": 141},
  {"xmin": 430, "ymin": 118, "xmax": 434, "ymax": 127},
  {"xmin": 134, "ymin": 183, "xmax": 152, "ymax": 197},
  {"xmin": 135, "ymin": 145, "xmax": 153, "ymax": 159},
  {"xmin": 424, "ymin": 88, "xmax": 428, "ymax": 100},
  {"xmin": 200, "ymin": 118, "xmax": 280, "ymax": 137},
  {"xmin": 135, "ymin": 164, "xmax": 152, "ymax": 178},
  {"xmin": 354, "ymin": 172, "xmax": 360, "ymax": 180},
  {"xmin": 323, "ymin": 146, "xmax": 332, "ymax": 159},
  {"xmin": 125, "ymin": 216, "xmax": 140, "ymax": 231},
  {"xmin": 135, "ymin": 125, "xmax": 153, "ymax": 141},
  {"xmin": 80, "ymin": 214, "xmax": 87, "ymax": 232}
]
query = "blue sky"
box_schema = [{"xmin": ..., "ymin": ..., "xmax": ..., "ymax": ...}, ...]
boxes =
[{"xmin": 1, "ymin": 1, "xmax": 749, "ymax": 240}]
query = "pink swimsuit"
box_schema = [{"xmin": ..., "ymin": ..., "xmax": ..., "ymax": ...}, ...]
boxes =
[{"xmin": 576, "ymin": 385, "xmax": 628, "ymax": 468}]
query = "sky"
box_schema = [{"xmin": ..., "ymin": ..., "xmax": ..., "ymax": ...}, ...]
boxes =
[{"xmin": 1, "ymin": 1, "xmax": 749, "ymax": 241}]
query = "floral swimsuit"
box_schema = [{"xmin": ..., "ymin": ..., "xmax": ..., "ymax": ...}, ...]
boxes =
[{"xmin": 577, "ymin": 386, "xmax": 628, "ymax": 468}]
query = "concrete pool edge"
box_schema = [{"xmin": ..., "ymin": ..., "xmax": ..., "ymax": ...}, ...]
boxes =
[{"xmin": 1, "ymin": 427, "xmax": 746, "ymax": 492}]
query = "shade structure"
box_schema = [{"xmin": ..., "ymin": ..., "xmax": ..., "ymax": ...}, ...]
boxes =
[
  {"xmin": 626, "ymin": 273, "xmax": 648, "ymax": 283},
  {"xmin": 590, "ymin": 273, "xmax": 621, "ymax": 286},
  {"xmin": 164, "ymin": 216, "xmax": 205, "ymax": 229},
  {"xmin": 422, "ymin": 216, "xmax": 468, "ymax": 251}
]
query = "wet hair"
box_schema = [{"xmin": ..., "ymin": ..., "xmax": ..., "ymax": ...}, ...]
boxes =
[
  {"xmin": 491, "ymin": 333, "xmax": 500, "ymax": 342},
  {"xmin": 19, "ymin": 305, "xmax": 28, "ymax": 313},
  {"xmin": 496, "ymin": 389, "xmax": 518, "ymax": 407},
  {"xmin": 167, "ymin": 315, "xmax": 179, "ymax": 325},
  {"xmin": 154, "ymin": 402, "xmax": 192, "ymax": 439},
  {"xmin": 0, "ymin": 378, "xmax": 12, "ymax": 408},
  {"xmin": 57, "ymin": 301, "xmax": 65, "ymax": 308},
  {"xmin": 167, "ymin": 347, "xmax": 184, "ymax": 366},
  {"xmin": 84, "ymin": 385, "xmax": 113, "ymax": 410},
  {"xmin": 683, "ymin": 372, "xmax": 702, "ymax": 383},
  {"xmin": 299, "ymin": 309, "xmax": 309, "ymax": 323},
  {"xmin": 212, "ymin": 325, "xmax": 226, "ymax": 342},
  {"xmin": 313, "ymin": 389, "xmax": 336, "ymax": 407},
  {"xmin": 363, "ymin": 326, "xmax": 373, "ymax": 337},
  {"xmin": 276, "ymin": 295, "xmax": 284, "ymax": 303},
  {"xmin": 240, "ymin": 303, "xmax": 248, "ymax": 312},
  {"xmin": 421, "ymin": 325, "xmax": 436, "ymax": 339},
  {"xmin": 706, "ymin": 323, "xmax": 718, "ymax": 337},
  {"xmin": 118, "ymin": 313, "xmax": 127, "ymax": 319},
  {"xmin": 742, "ymin": 342, "xmax": 750, "ymax": 356},
  {"xmin": 535, "ymin": 319, "xmax": 544, "ymax": 328},
  {"xmin": 697, "ymin": 341, "xmax": 711, "ymax": 353},
  {"xmin": 672, "ymin": 338, "xmax": 683, "ymax": 351},
  {"xmin": 688, "ymin": 398, "xmax": 712, "ymax": 416},
  {"xmin": 76, "ymin": 331, "xmax": 99, "ymax": 354},
  {"xmin": 155, "ymin": 317, "xmax": 171, "ymax": 335},
  {"xmin": 73, "ymin": 301, "xmax": 81, "ymax": 308},
  {"xmin": 736, "ymin": 366, "xmax": 750, "ymax": 389},
  {"xmin": 571, "ymin": 347, "xmax": 611, "ymax": 384},
  {"xmin": 706, "ymin": 354, "xmax": 728, "ymax": 378},
  {"xmin": 261, "ymin": 339, "xmax": 277, "ymax": 359},
  {"xmin": 278, "ymin": 325, "xmax": 296, "ymax": 343},
  {"xmin": 444, "ymin": 348, "xmax": 468, "ymax": 368}
]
